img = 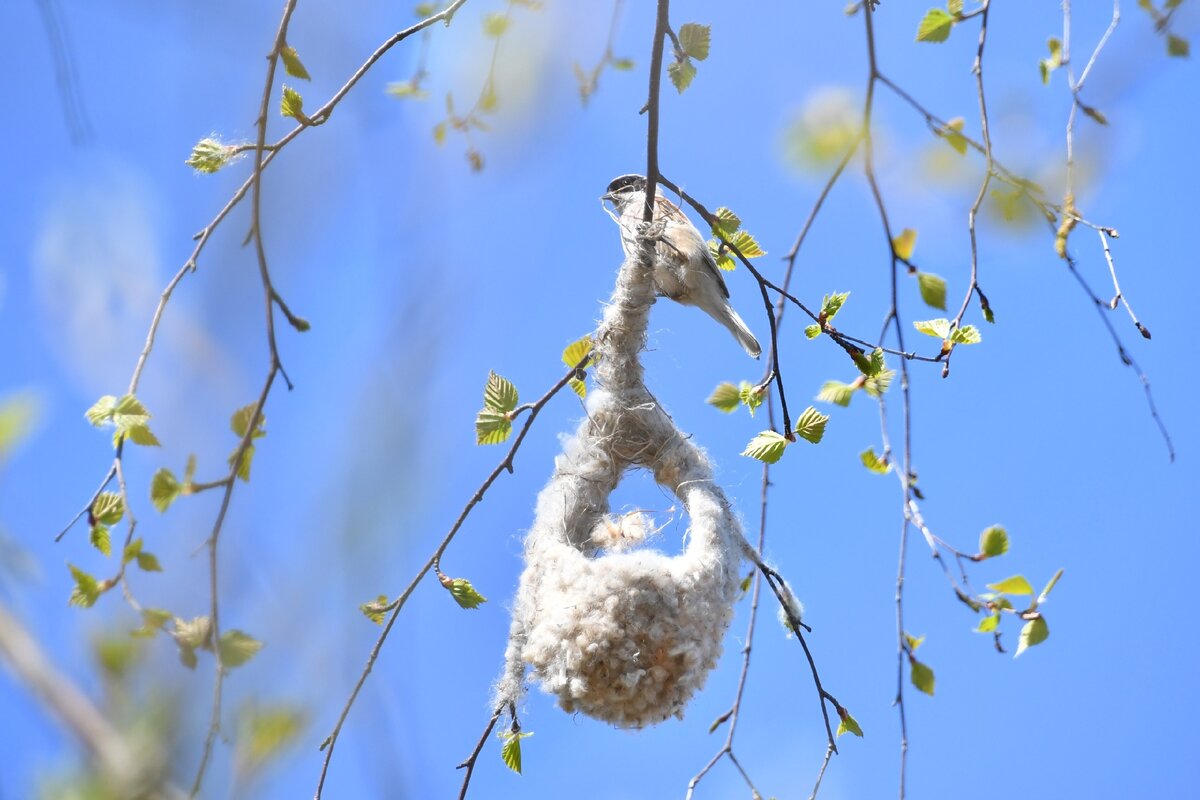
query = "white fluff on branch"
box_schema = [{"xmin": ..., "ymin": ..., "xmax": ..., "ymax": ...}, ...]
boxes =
[{"xmin": 493, "ymin": 245, "xmax": 754, "ymax": 728}]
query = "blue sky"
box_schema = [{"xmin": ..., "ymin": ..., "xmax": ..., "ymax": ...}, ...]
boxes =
[{"xmin": 2, "ymin": 1, "xmax": 1198, "ymax": 798}]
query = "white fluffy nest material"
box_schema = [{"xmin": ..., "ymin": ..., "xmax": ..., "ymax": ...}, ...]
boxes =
[{"xmin": 494, "ymin": 246, "xmax": 756, "ymax": 728}]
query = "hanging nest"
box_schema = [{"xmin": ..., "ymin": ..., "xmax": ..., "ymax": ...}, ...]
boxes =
[{"xmin": 493, "ymin": 234, "xmax": 755, "ymax": 728}]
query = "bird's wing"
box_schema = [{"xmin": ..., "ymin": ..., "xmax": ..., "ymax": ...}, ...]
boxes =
[{"xmin": 657, "ymin": 196, "xmax": 732, "ymax": 300}]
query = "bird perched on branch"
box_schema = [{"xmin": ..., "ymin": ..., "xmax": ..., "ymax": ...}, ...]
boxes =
[{"xmin": 601, "ymin": 174, "xmax": 762, "ymax": 359}]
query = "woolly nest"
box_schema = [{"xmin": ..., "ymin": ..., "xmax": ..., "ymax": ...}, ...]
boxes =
[{"xmin": 494, "ymin": 245, "xmax": 756, "ymax": 728}]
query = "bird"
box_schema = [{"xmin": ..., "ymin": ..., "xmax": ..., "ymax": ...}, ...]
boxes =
[{"xmin": 601, "ymin": 174, "xmax": 762, "ymax": 358}]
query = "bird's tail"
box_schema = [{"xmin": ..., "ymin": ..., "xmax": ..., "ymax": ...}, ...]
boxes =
[{"xmin": 722, "ymin": 306, "xmax": 762, "ymax": 359}]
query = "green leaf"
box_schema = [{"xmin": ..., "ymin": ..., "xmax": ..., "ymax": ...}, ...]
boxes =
[
  {"xmin": 987, "ymin": 575, "xmax": 1034, "ymax": 595},
  {"xmin": 1041, "ymin": 37, "xmax": 1064, "ymax": 84},
  {"xmin": 892, "ymin": 228, "xmax": 917, "ymax": 260},
  {"xmin": 1081, "ymin": 104, "xmax": 1108, "ymax": 126},
  {"xmin": 742, "ymin": 430, "xmax": 789, "ymax": 464},
  {"xmin": 863, "ymin": 368, "xmax": 895, "ymax": 398},
  {"xmin": 910, "ymin": 658, "xmax": 936, "ymax": 695},
  {"xmin": 805, "ymin": 324, "xmax": 822, "ymax": 339},
  {"xmin": 445, "ymin": 577, "xmax": 487, "ymax": 609},
  {"xmin": 133, "ymin": 608, "xmax": 174, "ymax": 638},
  {"xmin": 1167, "ymin": 34, "xmax": 1189, "ymax": 58},
  {"xmin": 1015, "ymin": 616, "xmax": 1049, "ymax": 657},
  {"xmin": 979, "ymin": 525, "xmax": 1008, "ymax": 558},
  {"xmin": 123, "ymin": 423, "xmax": 161, "ymax": 446},
  {"xmin": 917, "ymin": 272, "xmax": 947, "ymax": 311},
  {"xmin": 68, "ymin": 564, "xmax": 101, "ymax": 608},
  {"xmin": 414, "ymin": 3, "xmax": 436, "ymax": 16},
  {"xmin": 219, "ymin": 630, "xmax": 263, "ymax": 669},
  {"xmin": 738, "ymin": 381, "xmax": 764, "ymax": 417},
  {"xmin": 483, "ymin": 12, "xmax": 509, "ymax": 37},
  {"xmin": 793, "ymin": 406, "xmax": 829, "ymax": 444},
  {"xmin": 853, "ymin": 347, "xmax": 887, "ymax": 378},
  {"xmin": 151, "ymin": 468, "xmax": 181, "ymax": 512},
  {"xmin": 90, "ymin": 524, "xmax": 111, "ymax": 557},
  {"xmin": 668, "ymin": 58, "xmax": 697, "ymax": 93},
  {"xmin": 186, "ymin": 138, "xmax": 236, "ymax": 173},
  {"xmin": 386, "ymin": 80, "xmax": 428, "ymax": 100},
  {"xmin": 950, "ymin": 325, "xmax": 981, "ymax": 345},
  {"xmin": 711, "ymin": 207, "xmax": 741, "ymax": 238},
  {"xmin": 500, "ymin": 731, "xmax": 532, "ymax": 774},
  {"xmin": 109, "ymin": 394, "xmax": 157, "ymax": 446},
  {"xmin": 837, "ymin": 712, "xmax": 864, "ymax": 738},
  {"xmin": 905, "ymin": 632, "xmax": 926, "ymax": 652},
  {"xmin": 739, "ymin": 572, "xmax": 753, "ymax": 593},
  {"xmin": 916, "ymin": 8, "xmax": 954, "ymax": 42},
  {"xmin": 724, "ymin": 229, "xmax": 766, "ymax": 259},
  {"xmin": 817, "ymin": 381, "xmax": 855, "ymax": 407},
  {"xmin": 561, "ymin": 335, "xmax": 594, "ymax": 369},
  {"xmin": 947, "ymin": 0, "xmax": 963, "ymax": 16},
  {"xmin": 281, "ymin": 85, "xmax": 304, "ymax": 119},
  {"xmin": 611, "ymin": 57, "xmax": 635, "ymax": 71},
  {"xmin": 122, "ymin": 537, "xmax": 143, "ymax": 565},
  {"xmin": 136, "ymin": 551, "xmax": 162, "ymax": 572},
  {"xmin": 279, "ymin": 45, "xmax": 311, "ymax": 80},
  {"xmin": 568, "ymin": 377, "xmax": 587, "ymax": 398},
  {"xmin": 939, "ymin": 117, "xmax": 968, "ymax": 155},
  {"xmin": 913, "ymin": 318, "xmax": 951, "ymax": 339},
  {"xmin": 678, "ymin": 23, "xmax": 711, "ymax": 60},
  {"xmin": 483, "ymin": 371, "xmax": 519, "ymax": 413},
  {"xmin": 975, "ymin": 614, "xmax": 1000, "ymax": 633},
  {"xmin": 237, "ymin": 705, "xmax": 307, "ymax": 769},
  {"xmin": 231, "ymin": 403, "xmax": 267, "ymax": 439},
  {"xmin": 1038, "ymin": 568, "xmax": 1064, "ymax": 604},
  {"xmin": 820, "ymin": 291, "xmax": 850, "ymax": 321},
  {"xmin": 707, "ymin": 382, "xmax": 741, "ymax": 413},
  {"xmin": 475, "ymin": 410, "xmax": 512, "ymax": 446},
  {"xmin": 85, "ymin": 395, "xmax": 118, "ymax": 426},
  {"xmin": 173, "ymin": 616, "xmax": 212, "ymax": 657},
  {"xmin": 230, "ymin": 445, "xmax": 256, "ymax": 482},
  {"xmin": 360, "ymin": 595, "xmax": 391, "ymax": 624},
  {"xmin": 860, "ymin": 447, "xmax": 890, "ymax": 474},
  {"xmin": 93, "ymin": 492, "xmax": 124, "ymax": 525}
]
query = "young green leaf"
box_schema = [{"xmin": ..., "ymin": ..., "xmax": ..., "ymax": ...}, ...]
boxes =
[
  {"xmin": 986, "ymin": 575, "xmax": 1034, "ymax": 596},
  {"xmin": 184, "ymin": 454, "xmax": 198, "ymax": 485},
  {"xmin": 950, "ymin": 325, "xmax": 981, "ymax": 345},
  {"xmin": 151, "ymin": 468, "xmax": 181, "ymax": 513},
  {"xmin": 707, "ymin": 382, "xmax": 741, "ymax": 413},
  {"xmin": 710, "ymin": 207, "xmax": 741, "ymax": 238},
  {"xmin": 793, "ymin": 406, "xmax": 829, "ymax": 444},
  {"xmin": 724, "ymin": 230, "xmax": 765, "ymax": 259},
  {"xmin": 611, "ymin": 57, "xmax": 635, "ymax": 70},
  {"xmin": 93, "ymin": 492, "xmax": 124, "ymax": 525},
  {"xmin": 85, "ymin": 395, "xmax": 118, "ymax": 426},
  {"xmin": 231, "ymin": 404, "xmax": 268, "ymax": 439},
  {"xmin": 281, "ymin": 85, "xmax": 304, "ymax": 119},
  {"xmin": 817, "ymin": 380, "xmax": 855, "ymax": 407},
  {"xmin": 1040, "ymin": 37, "xmax": 1064, "ymax": 84},
  {"xmin": 111, "ymin": 395, "xmax": 158, "ymax": 446},
  {"xmin": 805, "ymin": 324, "xmax": 822, "ymax": 339},
  {"xmin": 1015, "ymin": 616, "xmax": 1049, "ymax": 657},
  {"xmin": 186, "ymin": 138, "xmax": 238, "ymax": 173},
  {"xmin": 913, "ymin": 318, "xmax": 951, "ymax": 339},
  {"xmin": 280, "ymin": 45, "xmax": 311, "ymax": 80},
  {"xmin": 386, "ymin": 80, "xmax": 428, "ymax": 100},
  {"xmin": 947, "ymin": 0, "xmax": 964, "ymax": 18},
  {"xmin": 1167, "ymin": 34, "xmax": 1189, "ymax": 57},
  {"xmin": 483, "ymin": 371, "xmax": 519, "ymax": 413},
  {"xmin": 500, "ymin": 731, "xmax": 532, "ymax": 774},
  {"xmin": 852, "ymin": 347, "xmax": 887, "ymax": 378},
  {"xmin": 737, "ymin": 381, "xmax": 765, "ymax": 417},
  {"xmin": 860, "ymin": 447, "xmax": 891, "ymax": 474},
  {"xmin": 917, "ymin": 272, "xmax": 947, "ymax": 310},
  {"xmin": 905, "ymin": 632, "xmax": 926, "ymax": 652},
  {"xmin": 68, "ymin": 564, "xmax": 101, "ymax": 608},
  {"xmin": 360, "ymin": 595, "xmax": 391, "ymax": 624},
  {"xmin": 742, "ymin": 430, "xmax": 790, "ymax": 464},
  {"xmin": 678, "ymin": 23, "xmax": 711, "ymax": 60},
  {"xmin": 910, "ymin": 658, "xmax": 936, "ymax": 695},
  {"xmin": 975, "ymin": 614, "xmax": 1000, "ymax": 633},
  {"xmin": 444, "ymin": 577, "xmax": 487, "ymax": 609},
  {"xmin": 892, "ymin": 228, "xmax": 917, "ymax": 260},
  {"xmin": 979, "ymin": 525, "xmax": 1008, "ymax": 558},
  {"xmin": 1038, "ymin": 568, "xmax": 1064, "ymax": 604},
  {"xmin": 916, "ymin": 8, "xmax": 955, "ymax": 42},
  {"xmin": 863, "ymin": 368, "xmax": 895, "ymax": 398},
  {"xmin": 90, "ymin": 524, "xmax": 111, "ymax": 557},
  {"xmin": 668, "ymin": 58, "xmax": 697, "ymax": 93},
  {"xmin": 219, "ymin": 630, "xmax": 263, "ymax": 669},
  {"xmin": 229, "ymin": 445, "xmax": 256, "ymax": 483},
  {"xmin": 135, "ymin": 551, "xmax": 162, "ymax": 572},
  {"xmin": 475, "ymin": 410, "xmax": 511, "ymax": 445},
  {"xmin": 1081, "ymin": 104, "xmax": 1108, "ymax": 126},
  {"xmin": 133, "ymin": 608, "xmax": 174, "ymax": 638},
  {"xmin": 561, "ymin": 335, "xmax": 594, "ymax": 369},
  {"xmin": 837, "ymin": 711, "xmax": 864, "ymax": 738},
  {"xmin": 820, "ymin": 291, "xmax": 850, "ymax": 322}
]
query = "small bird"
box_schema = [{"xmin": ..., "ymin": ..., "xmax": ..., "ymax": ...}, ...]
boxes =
[{"xmin": 601, "ymin": 174, "xmax": 762, "ymax": 358}]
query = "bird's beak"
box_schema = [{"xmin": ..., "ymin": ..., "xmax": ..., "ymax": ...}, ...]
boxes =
[{"xmin": 600, "ymin": 191, "xmax": 615, "ymax": 203}]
